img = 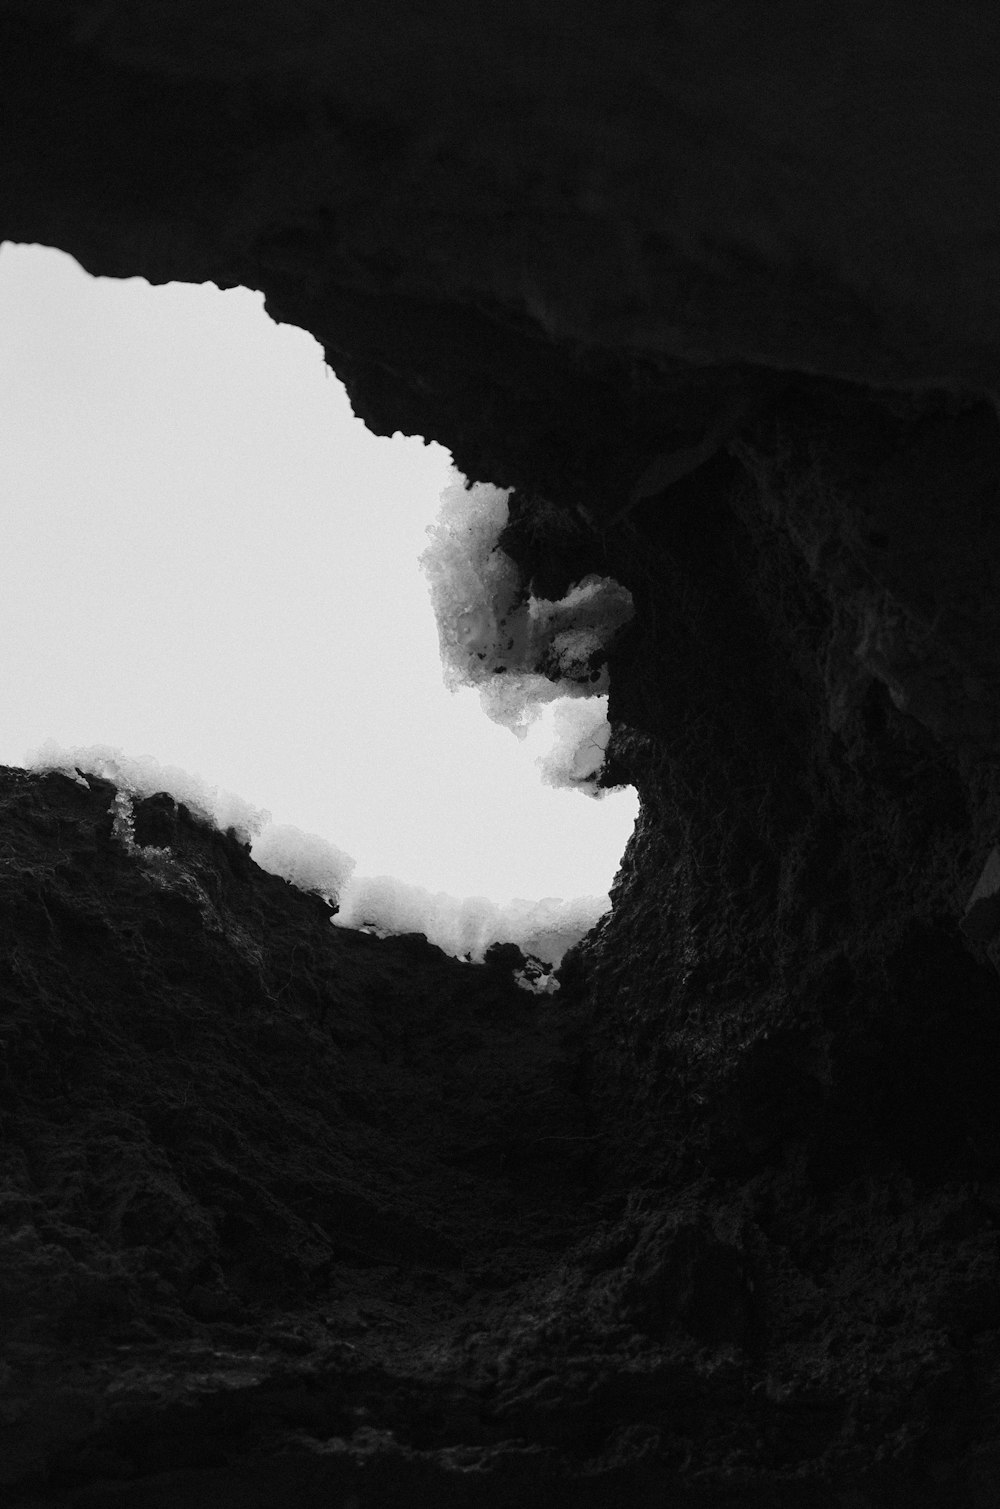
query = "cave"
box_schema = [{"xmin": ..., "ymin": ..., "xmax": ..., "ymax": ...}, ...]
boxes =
[{"xmin": 5, "ymin": 7, "xmax": 1000, "ymax": 1506}]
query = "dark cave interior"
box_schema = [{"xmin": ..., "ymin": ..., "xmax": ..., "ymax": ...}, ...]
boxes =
[{"xmin": 5, "ymin": 6, "xmax": 1000, "ymax": 1506}]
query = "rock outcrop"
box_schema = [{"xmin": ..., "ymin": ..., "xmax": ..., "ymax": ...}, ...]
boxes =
[{"xmin": 5, "ymin": 5, "xmax": 1000, "ymax": 1504}]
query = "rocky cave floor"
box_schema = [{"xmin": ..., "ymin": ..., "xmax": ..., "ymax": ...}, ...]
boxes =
[{"xmin": 4, "ymin": 749, "xmax": 1000, "ymax": 1509}]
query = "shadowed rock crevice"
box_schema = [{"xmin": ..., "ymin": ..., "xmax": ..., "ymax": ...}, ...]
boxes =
[{"xmin": 7, "ymin": 7, "xmax": 1000, "ymax": 1505}]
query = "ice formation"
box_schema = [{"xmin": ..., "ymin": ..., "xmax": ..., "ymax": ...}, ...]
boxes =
[
  {"xmin": 419, "ymin": 472, "xmax": 633, "ymax": 780},
  {"xmin": 536, "ymin": 698, "xmax": 613, "ymax": 790}
]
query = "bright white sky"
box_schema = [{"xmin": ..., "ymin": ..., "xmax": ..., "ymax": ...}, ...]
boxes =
[{"xmin": 0, "ymin": 242, "xmax": 637, "ymax": 903}]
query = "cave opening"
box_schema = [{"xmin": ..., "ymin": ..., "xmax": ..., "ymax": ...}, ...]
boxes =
[{"xmin": 0, "ymin": 240, "xmax": 638, "ymax": 931}]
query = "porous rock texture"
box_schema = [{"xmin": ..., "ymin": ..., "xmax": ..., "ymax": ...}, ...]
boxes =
[{"xmin": 5, "ymin": 5, "xmax": 1000, "ymax": 1505}]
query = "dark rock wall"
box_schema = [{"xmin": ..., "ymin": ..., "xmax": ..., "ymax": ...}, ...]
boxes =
[
  {"xmin": 6, "ymin": 5, "xmax": 1000, "ymax": 1505},
  {"xmin": 582, "ymin": 385, "xmax": 1000, "ymax": 1181}
]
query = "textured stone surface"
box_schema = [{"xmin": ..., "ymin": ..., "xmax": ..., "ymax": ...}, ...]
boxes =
[{"xmin": 6, "ymin": 5, "xmax": 1000, "ymax": 1504}]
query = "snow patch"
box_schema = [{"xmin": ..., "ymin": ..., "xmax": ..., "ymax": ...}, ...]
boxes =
[
  {"xmin": 27, "ymin": 739, "xmax": 268, "ymax": 846},
  {"xmin": 333, "ymin": 876, "xmax": 607, "ymax": 967},
  {"xmin": 252, "ymin": 823, "xmax": 356, "ymax": 905}
]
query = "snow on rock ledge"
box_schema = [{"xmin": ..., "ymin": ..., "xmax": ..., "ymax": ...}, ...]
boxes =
[{"xmin": 27, "ymin": 741, "xmax": 608, "ymax": 968}]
